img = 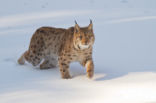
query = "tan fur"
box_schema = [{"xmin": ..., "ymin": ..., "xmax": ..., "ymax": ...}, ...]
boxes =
[{"xmin": 18, "ymin": 21, "xmax": 95, "ymax": 79}]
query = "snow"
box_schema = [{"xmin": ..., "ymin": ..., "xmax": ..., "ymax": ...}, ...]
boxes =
[{"xmin": 0, "ymin": 0, "xmax": 156, "ymax": 103}]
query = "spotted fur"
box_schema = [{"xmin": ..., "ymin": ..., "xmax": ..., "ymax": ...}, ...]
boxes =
[{"xmin": 18, "ymin": 21, "xmax": 95, "ymax": 79}]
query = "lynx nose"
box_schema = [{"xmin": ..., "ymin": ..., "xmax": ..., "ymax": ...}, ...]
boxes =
[
  {"xmin": 82, "ymin": 40, "xmax": 89, "ymax": 45},
  {"xmin": 85, "ymin": 41, "xmax": 88, "ymax": 45}
]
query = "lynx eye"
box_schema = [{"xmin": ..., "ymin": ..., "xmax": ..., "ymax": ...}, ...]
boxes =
[{"xmin": 79, "ymin": 36, "xmax": 82, "ymax": 40}]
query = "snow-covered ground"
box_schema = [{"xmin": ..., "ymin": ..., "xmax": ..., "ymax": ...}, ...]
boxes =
[{"xmin": 0, "ymin": 0, "xmax": 156, "ymax": 103}]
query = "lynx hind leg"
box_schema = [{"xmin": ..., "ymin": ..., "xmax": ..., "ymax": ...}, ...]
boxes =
[
  {"xmin": 20, "ymin": 50, "xmax": 42, "ymax": 66},
  {"xmin": 18, "ymin": 51, "xmax": 27, "ymax": 65},
  {"xmin": 40, "ymin": 58, "xmax": 58, "ymax": 69}
]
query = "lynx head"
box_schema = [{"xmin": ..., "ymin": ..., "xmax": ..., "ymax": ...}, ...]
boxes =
[{"xmin": 73, "ymin": 20, "xmax": 95, "ymax": 50}]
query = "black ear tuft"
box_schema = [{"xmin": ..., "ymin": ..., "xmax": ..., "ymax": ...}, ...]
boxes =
[
  {"xmin": 75, "ymin": 20, "xmax": 78, "ymax": 25},
  {"xmin": 90, "ymin": 19, "xmax": 92, "ymax": 24},
  {"xmin": 74, "ymin": 20, "xmax": 80, "ymax": 33},
  {"xmin": 88, "ymin": 19, "xmax": 93, "ymax": 30}
]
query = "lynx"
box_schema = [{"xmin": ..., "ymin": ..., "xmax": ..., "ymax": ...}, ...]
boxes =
[{"xmin": 18, "ymin": 20, "xmax": 95, "ymax": 79}]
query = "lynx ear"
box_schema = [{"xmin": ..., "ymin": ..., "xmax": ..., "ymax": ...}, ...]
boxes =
[
  {"xmin": 88, "ymin": 19, "xmax": 93, "ymax": 30},
  {"xmin": 74, "ymin": 20, "xmax": 80, "ymax": 33}
]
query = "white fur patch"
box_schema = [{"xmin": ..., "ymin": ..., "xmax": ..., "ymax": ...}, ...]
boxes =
[
  {"xmin": 85, "ymin": 61, "xmax": 90, "ymax": 68},
  {"xmin": 79, "ymin": 43, "xmax": 89, "ymax": 50}
]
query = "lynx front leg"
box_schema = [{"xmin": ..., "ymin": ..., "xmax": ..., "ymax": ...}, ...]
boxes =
[
  {"xmin": 81, "ymin": 59, "xmax": 94, "ymax": 78},
  {"xmin": 85, "ymin": 60, "xmax": 94, "ymax": 78},
  {"xmin": 58, "ymin": 59, "xmax": 71, "ymax": 79}
]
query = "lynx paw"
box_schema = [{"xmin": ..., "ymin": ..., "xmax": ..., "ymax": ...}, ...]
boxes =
[
  {"xmin": 18, "ymin": 55, "xmax": 25, "ymax": 65},
  {"xmin": 61, "ymin": 70, "xmax": 71, "ymax": 79}
]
